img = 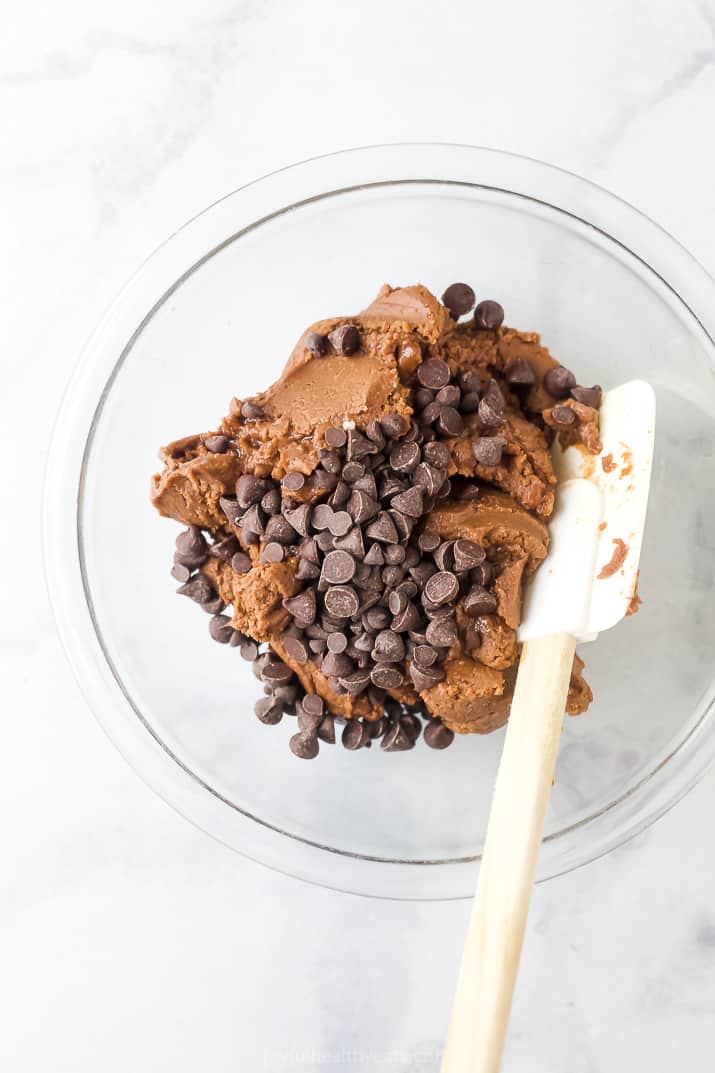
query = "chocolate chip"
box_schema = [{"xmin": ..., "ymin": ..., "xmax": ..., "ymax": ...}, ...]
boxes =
[
  {"xmin": 239, "ymin": 638, "xmax": 259, "ymax": 661},
  {"xmin": 436, "ymin": 405, "xmax": 464, "ymax": 438},
  {"xmin": 298, "ymin": 536, "xmax": 320, "ymax": 564},
  {"xmin": 290, "ymin": 732, "xmax": 319, "ymax": 759},
  {"xmin": 389, "ymin": 441, "xmax": 421, "ymax": 473},
  {"xmin": 283, "ymin": 589, "xmax": 317, "ymax": 626},
  {"xmin": 175, "ymin": 526, "xmax": 209, "ymax": 568},
  {"xmin": 391, "ymin": 602, "xmax": 422, "ymax": 633},
  {"xmin": 282, "ymin": 471, "xmax": 305, "ymax": 493},
  {"xmin": 264, "ymin": 515, "xmax": 298, "ymax": 545},
  {"xmin": 413, "ymin": 644, "xmax": 438, "ymax": 667},
  {"xmin": 401, "ymin": 712, "xmax": 422, "ymax": 743},
  {"xmin": 425, "ymin": 615, "xmax": 458, "ymax": 648},
  {"xmin": 543, "ymin": 365, "xmax": 576, "ymax": 399},
  {"xmin": 380, "ymin": 412, "xmax": 409, "ymax": 438},
  {"xmin": 380, "ymin": 565, "xmax": 404, "ymax": 592},
  {"xmin": 324, "ymin": 586, "xmax": 360, "ymax": 618},
  {"xmin": 201, "ymin": 594, "xmax": 225, "ymax": 615},
  {"xmin": 284, "ymin": 635, "xmax": 309, "ymax": 664},
  {"xmin": 422, "ymin": 441, "xmax": 450, "ymax": 468},
  {"xmin": 391, "ymin": 487, "xmax": 424, "ymax": 518},
  {"xmin": 418, "ymin": 531, "xmax": 440, "ymax": 554},
  {"xmin": 261, "ymin": 488, "xmax": 282, "ymax": 515},
  {"xmin": 339, "ymin": 668, "xmax": 372, "ymax": 695},
  {"xmin": 409, "ymin": 561, "xmax": 437, "ymax": 587},
  {"xmin": 236, "ymin": 474, "xmax": 267, "ymax": 508},
  {"xmin": 388, "ymin": 510, "xmax": 414, "ymax": 542},
  {"xmin": 325, "ymin": 425, "xmax": 347, "ymax": 448},
  {"xmin": 459, "ymin": 370, "xmax": 482, "ymax": 393},
  {"xmin": 379, "ymin": 474, "xmax": 406, "ymax": 500},
  {"xmin": 328, "ymin": 511, "xmax": 352, "ymax": 537},
  {"xmin": 417, "ymin": 358, "xmax": 450, "ymax": 390},
  {"xmin": 329, "ymin": 480, "xmax": 351, "ymax": 510},
  {"xmin": 436, "ymin": 385, "xmax": 461, "ymax": 408},
  {"xmin": 312, "ymin": 504, "xmax": 334, "ymax": 531},
  {"xmin": 310, "ymin": 470, "xmax": 339, "ymax": 492},
  {"xmin": 366, "ymin": 419, "xmax": 385, "ymax": 446},
  {"xmin": 305, "ymin": 332, "xmax": 328, "ymax": 357},
  {"xmin": 344, "ymin": 490, "xmax": 376, "ymax": 526},
  {"xmin": 328, "ymin": 324, "xmax": 361, "ymax": 356},
  {"xmin": 365, "ymin": 512, "xmax": 398, "ymax": 544},
  {"xmin": 384, "ymin": 544, "xmax": 406, "ymax": 565},
  {"xmin": 209, "ymin": 614, "xmax": 235, "ymax": 644},
  {"xmin": 464, "ymin": 585, "xmax": 498, "ymax": 616},
  {"xmin": 239, "ymin": 504, "xmax": 265, "ymax": 537},
  {"xmin": 461, "ymin": 392, "xmax": 481, "ymax": 413},
  {"xmin": 472, "ymin": 435, "xmax": 506, "ymax": 466},
  {"xmin": 371, "ymin": 664, "xmax": 404, "ymax": 689},
  {"xmin": 453, "ymin": 539, "xmax": 486, "ymax": 572},
  {"xmin": 505, "ymin": 356, "xmax": 535, "ymax": 386},
  {"xmin": 299, "ymin": 692, "xmax": 323, "ymax": 719},
  {"xmin": 318, "ymin": 449, "xmax": 342, "ymax": 475},
  {"xmin": 365, "ymin": 606, "xmax": 390, "ymax": 631},
  {"xmin": 388, "ymin": 590, "xmax": 407, "ymax": 615},
  {"xmin": 381, "ymin": 721, "xmax": 415, "ymax": 752},
  {"xmin": 571, "ymin": 385, "xmax": 602, "ymax": 409},
  {"xmin": 204, "ymin": 434, "xmax": 230, "ymax": 453},
  {"xmin": 363, "ymin": 543, "xmax": 385, "ymax": 566},
  {"xmin": 346, "ymin": 429, "xmax": 376, "ymax": 461},
  {"xmin": 367, "ymin": 715, "xmax": 388, "ymax": 740},
  {"xmin": 255, "ymin": 697, "xmax": 283, "ymax": 725},
  {"xmin": 327, "ymin": 631, "xmax": 348, "ymax": 654},
  {"xmin": 284, "ymin": 503, "xmax": 312, "ymax": 536},
  {"xmin": 178, "ymin": 574, "xmax": 214, "ymax": 605},
  {"xmin": 261, "ymin": 658, "xmax": 294, "ymax": 684},
  {"xmin": 442, "ymin": 282, "xmax": 476, "ymax": 318},
  {"xmin": 551, "ymin": 404, "xmax": 576, "ymax": 426},
  {"xmin": 297, "ymin": 706, "xmax": 324, "ymax": 733},
  {"xmin": 353, "ymin": 471, "xmax": 378, "ymax": 497},
  {"xmin": 470, "ymin": 561, "xmax": 494, "ymax": 587},
  {"xmin": 474, "ymin": 300, "xmax": 504, "ymax": 330},
  {"xmin": 342, "ymin": 719, "xmax": 371, "ymax": 750},
  {"xmin": 424, "ymin": 720, "xmax": 454, "ymax": 749},
  {"xmin": 260, "ymin": 542, "xmax": 285, "ymax": 563},
  {"xmin": 372, "ymin": 630, "xmax": 405, "ymax": 663},
  {"xmin": 424, "ymin": 570, "xmax": 459, "ymax": 606},
  {"xmin": 420, "ymin": 400, "xmax": 443, "ymax": 425},
  {"xmin": 317, "ymin": 715, "xmax": 336, "ymax": 743},
  {"xmin": 241, "ymin": 401, "xmax": 265, "ymax": 421},
  {"xmin": 433, "ymin": 541, "xmax": 455, "ymax": 571},
  {"xmin": 308, "ymin": 637, "xmax": 327, "ymax": 655},
  {"xmin": 171, "ymin": 562, "xmax": 191, "ymax": 583},
  {"xmin": 322, "ymin": 549, "xmax": 356, "ymax": 584},
  {"xmin": 252, "ymin": 653, "xmax": 270, "ymax": 680},
  {"xmin": 409, "ymin": 662, "xmax": 445, "ymax": 691},
  {"xmin": 414, "ymin": 387, "xmax": 435, "ymax": 410}
]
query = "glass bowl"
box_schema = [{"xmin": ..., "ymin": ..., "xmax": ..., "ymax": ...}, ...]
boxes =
[{"xmin": 44, "ymin": 144, "xmax": 715, "ymax": 900}]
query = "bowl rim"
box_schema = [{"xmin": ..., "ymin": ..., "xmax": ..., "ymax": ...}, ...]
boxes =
[{"xmin": 43, "ymin": 142, "xmax": 715, "ymax": 900}]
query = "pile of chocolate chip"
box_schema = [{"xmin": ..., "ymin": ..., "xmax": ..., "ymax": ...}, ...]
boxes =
[{"xmin": 172, "ymin": 345, "xmax": 515, "ymax": 758}]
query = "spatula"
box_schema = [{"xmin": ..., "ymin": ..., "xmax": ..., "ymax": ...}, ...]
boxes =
[{"xmin": 441, "ymin": 379, "xmax": 656, "ymax": 1073}]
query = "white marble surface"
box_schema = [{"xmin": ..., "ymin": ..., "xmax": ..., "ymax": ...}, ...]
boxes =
[{"xmin": 3, "ymin": 1, "xmax": 715, "ymax": 1069}]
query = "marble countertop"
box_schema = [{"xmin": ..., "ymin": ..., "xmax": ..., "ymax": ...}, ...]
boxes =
[{"xmin": 3, "ymin": 1, "xmax": 715, "ymax": 1069}]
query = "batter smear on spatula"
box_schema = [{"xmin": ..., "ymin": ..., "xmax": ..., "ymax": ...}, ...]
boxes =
[{"xmin": 151, "ymin": 283, "xmax": 604, "ymax": 757}]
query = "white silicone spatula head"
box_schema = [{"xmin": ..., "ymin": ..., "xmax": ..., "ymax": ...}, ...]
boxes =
[{"xmin": 518, "ymin": 379, "xmax": 656, "ymax": 643}]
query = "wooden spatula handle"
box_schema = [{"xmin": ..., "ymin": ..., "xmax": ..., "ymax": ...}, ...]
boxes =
[{"xmin": 441, "ymin": 632, "xmax": 577, "ymax": 1073}]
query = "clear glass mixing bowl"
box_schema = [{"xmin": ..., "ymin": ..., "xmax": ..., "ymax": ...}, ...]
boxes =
[{"xmin": 44, "ymin": 144, "xmax": 715, "ymax": 899}]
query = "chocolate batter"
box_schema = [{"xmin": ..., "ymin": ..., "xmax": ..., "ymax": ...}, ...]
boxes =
[{"xmin": 152, "ymin": 283, "xmax": 600, "ymax": 756}]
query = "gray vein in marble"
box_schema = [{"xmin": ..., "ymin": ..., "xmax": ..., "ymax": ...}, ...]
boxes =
[{"xmin": 591, "ymin": 6, "xmax": 715, "ymax": 165}]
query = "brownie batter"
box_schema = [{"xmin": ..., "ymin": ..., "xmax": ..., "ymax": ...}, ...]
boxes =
[{"xmin": 152, "ymin": 283, "xmax": 602, "ymax": 757}]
